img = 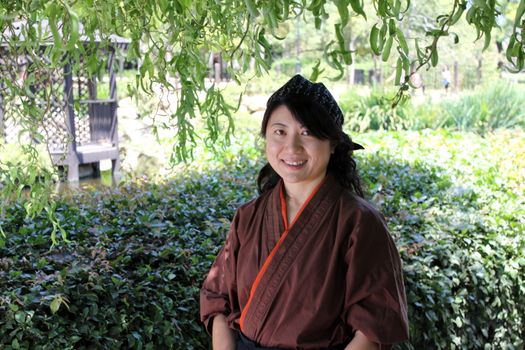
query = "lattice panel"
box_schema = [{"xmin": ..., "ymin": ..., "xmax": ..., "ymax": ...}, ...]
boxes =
[
  {"xmin": 41, "ymin": 100, "xmax": 69, "ymax": 153},
  {"xmin": 33, "ymin": 67, "xmax": 69, "ymax": 152},
  {"xmin": 1, "ymin": 106, "xmax": 29, "ymax": 144},
  {"xmin": 0, "ymin": 46, "xmax": 124, "ymax": 151},
  {"xmin": 75, "ymin": 113, "xmax": 91, "ymax": 145},
  {"xmin": 0, "ymin": 52, "xmax": 30, "ymax": 144},
  {"xmin": 73, "ymin": 75, "xmax": 92, "ymax": 146},
  {"xmin": 0, "ymin": 54, "xmax": 71, "ymax": 151}
]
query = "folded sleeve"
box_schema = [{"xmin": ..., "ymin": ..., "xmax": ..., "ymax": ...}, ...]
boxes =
[
  {"xmin": 199, "ymin": 211, "xmax": 241, "ymax": 334},
  {"xmin": 343, "ymin": 207, "xmax": 409, "ymax": 347}
]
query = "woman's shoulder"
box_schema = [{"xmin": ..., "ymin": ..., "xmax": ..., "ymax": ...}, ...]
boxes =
[
  {"xmin": 336, "ymin": 191, "xmax": 395, "ymax": 256},
  {"xmin": 337, "ymin": 189, "xmax": 384, "ymax": 220},
  {"xmin": 234, "ymin": 190, "xmax": 273, "ymax": 220},
  {"xmin": 332, "ymin": 190, "xmax": 392, "ymax": 240}
]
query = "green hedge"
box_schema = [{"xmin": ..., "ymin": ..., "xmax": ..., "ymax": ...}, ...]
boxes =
[
  {"xmin": 1, "ymin": 131, "xmax": 524, "ymax": 349},
  {"xmin": 0, "ymin": 159, "xmax": 260, "ymax": 350}
]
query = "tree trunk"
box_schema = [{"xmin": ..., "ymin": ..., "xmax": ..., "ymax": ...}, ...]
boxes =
[
  {"xmin": 477, "ymin": 57, "xmax": 483, "ymax": 84},
  {"xmin": 347, "ymin": 39, "xmax": 355, "ymax": 85},
  {"xmin": 295, "ymin": 18, "xmax": 301, "ymax": 74},
  {"xmin": 453, "ymin": 60, "xmax": 459, "ymax": 91},
  {"xmin": 346, "ymin": 19, "xmax": 354, "ymax": 85},
  {"xmin": 372, "ymin": 55, "xmax": 378, "ymax": 86}
]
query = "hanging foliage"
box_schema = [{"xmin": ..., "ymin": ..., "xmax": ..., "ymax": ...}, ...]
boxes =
[{"xmin": 1, "ymin": 0, "xmax": 524, "ymax": 242}]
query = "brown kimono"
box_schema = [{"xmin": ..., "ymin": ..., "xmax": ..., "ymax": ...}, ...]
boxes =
[{"xmin": 200, "ymin": 174, "xmax": 409, "ymax": 349}]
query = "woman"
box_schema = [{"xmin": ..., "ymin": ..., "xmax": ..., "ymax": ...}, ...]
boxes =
[{"xmin": 200, "ymin": 75, "xmax": 409, "ymax": 350}]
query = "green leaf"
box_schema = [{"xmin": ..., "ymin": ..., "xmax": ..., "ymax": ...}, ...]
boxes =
[
  {"xmin": 506, "ymin": 34, "xmax": 516, "ymax": 62},
  {"xmin": 401, "ymin": 54, "xmax": 410, "ymax": 75},
  {"xmin": 370, "ymin": 24, "xmax": 381, "ymax": 55},
  {"xmin": 349, "ymin": 0, "xmax": 366, "ymax": 19},
  {"xmin": 50, "ymin": 297, "xmax": 61, "ymax": 314},
  {"xmin": 414, "ymin": 41, "xmax": 424, "ymax": 61},
  {"xmin": 388, "ymin": 18, "xmax": 396, "ymax": 36},
  {"xmin": 15, "ymin": 311, "xmax": 27, "ymax": 323},
  {"xmin": 451, "ymin": 32, "xmax": 459, "ymax": 44},
  {"xmin": 482, "ymin": 30, "xmax": 491, "ymax": 51},
  {"xmin": 334, "ymin": 23, "xmax": 351, "ymax": 64},
  {"xmin": 465, "ymin": 4, "xmax": 476, "ymax": 24},
  {"xmin": 309, "ymin": 59, "xmax": 324, "ymax": 81},
  {"xmin": 335, "ymin": 23, "xmax": 345, "ymax": 50},
  {"xmin": 518, "ymin": 44, "xmax": 524, "ymax": 71},
  {"xmin": 393, "ymin": 0, "xmax": 402, "ymax": 15},
  {"xmin": 335, "ymin": 0, "xmax": 350, "ymax": 27},
  {"xmin": 314, "ymin": 16, "xmax": 322, "ymax": 29},
  {"xmin": 266, "ymin": 8, "xmax": 278, "ymax": 28},
  {"xmin": 430, "ymin": 47, "xmax": 439, "ymax": 67},
  {"xmin": 377, "ymin": 0, "xmax": 387, "ymax": 17},
  {"xmin": 449, "ymin": 5, "xmax": 465, "ymax": 25},
  {"xmin": 382, "ymin": 36, "xmax": 393, "ymax": 62},
  {"xmin": 513, "ymin": 0, "xmax": 525, "ymax": 30},
  {"xmin": 244, "ymin": 0, "xmax": 260, "ymax": 18},
  {"xmin": 66, "ymin": 4, "xmax": 80, "ymax": 49},
  {"xmin": 395, "ymin": 57, "xmax": 403, "ymax": 86},
  {"xmin": 46, "ymin": 3, "xmax": 62, "ymax": 49},
  {"xmin": 396, "ymin": 28, "xmax": 409, "ymax": 54},
  {"xmin": 178, "ymin": 0, "xmax": 192, "ymax": 10}
]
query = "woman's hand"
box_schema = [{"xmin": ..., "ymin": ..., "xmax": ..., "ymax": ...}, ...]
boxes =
[
  {"xmin": 344, "ymin": 330, "xmax": 380, "ymax": 350},
  {"xmin": 212, "ymin": 314, "xmax": 236, "ymax": 350}
]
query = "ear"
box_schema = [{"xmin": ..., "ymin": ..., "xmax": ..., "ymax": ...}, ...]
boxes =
[{"xmin": 330, "ymin": 143, "xmax": 336, "ymax": 154}]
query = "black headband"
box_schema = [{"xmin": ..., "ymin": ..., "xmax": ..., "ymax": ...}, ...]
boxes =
[{"xmin": 267, "ymin": 74, "xmax": 364, "ymax": 151}]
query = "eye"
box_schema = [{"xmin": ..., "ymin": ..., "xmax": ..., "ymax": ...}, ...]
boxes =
[{"xmin": 274, "ymin": 129, "xmax": 285, "ymax": 136}]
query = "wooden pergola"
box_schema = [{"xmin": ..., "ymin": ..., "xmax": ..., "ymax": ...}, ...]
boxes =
[{"xmin": 0, "ymin": 21, "xmax": 129, "ymax": 182}]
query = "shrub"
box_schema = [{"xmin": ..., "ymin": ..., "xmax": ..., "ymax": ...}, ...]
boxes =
[
  {"xmin": 0, "ymin": 158, "xmax": 260, "ymax": 350},
  {"xmin": 1, "ymin": 130, "xmax": 524, "ymax": 349},
  {"xmin": 339, "ymin": 81, "xmax": 525, "ymax": 134},
  {"xmin": 440, "ymin": 81, "xmax": 525, "ymax": 133},
  {"xmin": 361, "ymin": 151, "xmax": 524, "ymax": 349},
  {"xmin": 340, "ymin": 88, "xmax": 414, "ymax": 133},
  {"xmin": 358, "ymin": 129, "xmax": 525, "ymax": 349}
]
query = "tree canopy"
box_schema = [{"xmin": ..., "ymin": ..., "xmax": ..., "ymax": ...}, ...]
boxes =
[{"xmin": 1, "ymin": 0, "xmax": 524, "ymax": 241}]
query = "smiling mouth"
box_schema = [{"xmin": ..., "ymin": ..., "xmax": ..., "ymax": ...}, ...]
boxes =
[{"xmin": 283, "ymin": 160, "xmax": 307, "ymax": 167}]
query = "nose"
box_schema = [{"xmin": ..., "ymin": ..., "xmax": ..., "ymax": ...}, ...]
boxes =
[{"xmin": 285, "ymin": 133, "xmax": 303, "ymax": 152}]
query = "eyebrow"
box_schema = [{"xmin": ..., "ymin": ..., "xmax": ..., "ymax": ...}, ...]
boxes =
[{"xmin": 270, "ymin": 122, "xmax": 306, "ymax": 128}]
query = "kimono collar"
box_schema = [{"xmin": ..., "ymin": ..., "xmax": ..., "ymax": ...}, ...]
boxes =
[{"xmin": 272, "ymin": 173, "xmax": 342, "ymax": 229}]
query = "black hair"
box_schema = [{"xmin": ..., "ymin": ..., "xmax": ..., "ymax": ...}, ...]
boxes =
[{"xmin": 257, "ymin": 93, "xmax": 364, "ymax": 197}]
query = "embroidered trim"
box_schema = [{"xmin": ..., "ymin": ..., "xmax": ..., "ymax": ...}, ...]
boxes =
[{"xmin": 239, "ymin": 178, "xmax": 326, "ymax": 332}]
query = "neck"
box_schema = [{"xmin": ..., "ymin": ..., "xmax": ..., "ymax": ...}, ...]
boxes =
[{"xmin": 283, "ymin": 175, "xmax": 326, "ymax": 207}]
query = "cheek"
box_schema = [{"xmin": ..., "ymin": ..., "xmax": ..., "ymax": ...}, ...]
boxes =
[
  {"xmin": 312, "ymin": 144, "xmax": 332, "ymax": 164},
  {"xmin": 265, "ymin": 142, "xmax": 275, "ymax": 162},
  {"xmin": 265, "ymin": 140, "xmax": 280, "ymax": 156}
]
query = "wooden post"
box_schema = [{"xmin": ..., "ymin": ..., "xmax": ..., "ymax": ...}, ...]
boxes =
[
  {"xmin": 64, "ymin": 63, "xmax": 80, "ymax": 182},
  {"xmin": 108, "ymin": 47, "xmax": 116, "ymax": 101},
  {"xmin": 108, "ymin": 46, "xmax": 120, "ymax": 180}
]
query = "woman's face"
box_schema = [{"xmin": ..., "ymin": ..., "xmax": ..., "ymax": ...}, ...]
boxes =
[{"xmin": 265, "ymin": 105, "xmax": 332, "ymax": 189}]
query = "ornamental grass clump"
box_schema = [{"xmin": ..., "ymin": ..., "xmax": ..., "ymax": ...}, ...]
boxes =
[{"xmin": 439, "ymin": 81, "xmax": 525, "ymax": 133}]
